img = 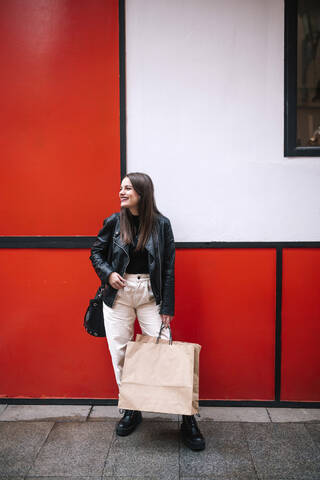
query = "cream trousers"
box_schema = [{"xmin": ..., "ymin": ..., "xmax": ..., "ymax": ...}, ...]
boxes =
[{"xmin": 103, "ymin": 273, "xmax": 171, "ymax": 390}]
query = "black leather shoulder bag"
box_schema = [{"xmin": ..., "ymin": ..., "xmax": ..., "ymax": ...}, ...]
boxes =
[{"xmin": 83, "ymin": 285, "xmax": 106, "ymax": 337}]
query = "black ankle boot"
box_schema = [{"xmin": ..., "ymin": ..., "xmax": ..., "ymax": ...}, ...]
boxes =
[
  {"xmin": 116, "ymin": 409, "xmax": 142, "ymax": 436},
  {"xmin": 181, "ymin": 414, "xmax": 205, "ymax": 450}
]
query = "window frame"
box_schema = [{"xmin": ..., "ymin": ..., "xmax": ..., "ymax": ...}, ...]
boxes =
[{"xmin": 284, "ymin": 0, "xmax": 320, "ymax": 156}]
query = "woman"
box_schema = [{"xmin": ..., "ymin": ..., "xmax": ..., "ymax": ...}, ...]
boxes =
[{"xmin": 90, "ymin": 172, "xmax": 205, "ymax": 451}]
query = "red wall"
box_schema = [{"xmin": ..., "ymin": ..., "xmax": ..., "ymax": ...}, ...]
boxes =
[
  {"xmin": 0, "ymin": 0, "xmax": 319, "ymax": 402},
  {"xmin": 1, "ymin": 247, "xmax": 320, "ymax": 401},
  {"xmin": 0, "ymin": 0, "xmax": 120, "ymax": 234},
  {"xmin": 281, "ymin": 249, "xmax": 320, "ymax": 401},
  {"xmin": 0, "ymin": 248, "xmax": 276, "ymax": 400},
  {"xmin": 175, "ymin": 249, "xmax": 276, "ymax": 400}
]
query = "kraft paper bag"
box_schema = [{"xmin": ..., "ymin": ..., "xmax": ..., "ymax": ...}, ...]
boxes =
[{"xmin": 118, "ymin": 333, "xmax": 201, "ymax": 415}]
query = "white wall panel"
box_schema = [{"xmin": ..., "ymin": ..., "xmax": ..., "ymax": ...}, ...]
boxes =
[{"xmin": 125, "ymin": 0, "xmax": 320, "ymax": 241}]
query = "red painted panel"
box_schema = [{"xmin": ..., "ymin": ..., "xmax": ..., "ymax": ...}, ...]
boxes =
[
  {"xmin": 0, "ymin": 0, "xmax": 120, "ymax": 235},
  {"xmin": 281, "ymin": 249, "xmax": 320, "ymax": 401},
  {"xmin": 0, "ymin": 248, "xmax": 276, "ymax": 400},
  {"xmin": 175, "ymin": 249, "xmax": 276, "ymax": 400},
  {"xmin": 0, "ymin": 249, "xmax": 119, "ymax": 398}
]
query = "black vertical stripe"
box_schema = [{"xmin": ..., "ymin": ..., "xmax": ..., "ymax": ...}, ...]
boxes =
[
  {"xmin": 119, "ymin": 0, "xmax": 127, "ymax": 179},
  {"xmin": 275, "ymin": 247, "xmax": 283, "ymax": 401}
]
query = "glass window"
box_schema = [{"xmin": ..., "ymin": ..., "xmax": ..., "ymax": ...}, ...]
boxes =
[
  {"xmin": 285, "ymin": 0, "xmax": 320, "ymax": 156},
  {"xmin": 297, "ymin": 0, "xmax": 320, "ymax": 146}
]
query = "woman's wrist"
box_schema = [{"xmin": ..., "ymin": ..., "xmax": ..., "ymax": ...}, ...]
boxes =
[{"xmin": 160, "ymin": 314, "xmax": 173, "ymax": 327}]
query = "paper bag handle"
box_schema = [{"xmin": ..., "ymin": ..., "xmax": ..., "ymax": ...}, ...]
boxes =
[{"xmin": 156, "ymin": 322, "xmax": 173, "ymax": 345}]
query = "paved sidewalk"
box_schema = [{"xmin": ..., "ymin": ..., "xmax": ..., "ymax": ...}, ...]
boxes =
[{"xmin": 0, "ymin": 405, "xmax": 320, "ymax": 479}]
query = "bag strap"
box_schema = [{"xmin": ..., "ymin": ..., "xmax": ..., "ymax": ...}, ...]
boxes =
[
  {"xmin": 156, "ymin": 322, "xmax": 173, "ymax": 345},
  {"xmin": 152, "ymin": 223, "xmax": 172, "ymax": 344}
]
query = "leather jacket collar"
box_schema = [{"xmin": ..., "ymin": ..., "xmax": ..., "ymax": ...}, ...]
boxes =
[{"xmin": 113, "ymin": 215, "xmax": 156, "ymax": 260}]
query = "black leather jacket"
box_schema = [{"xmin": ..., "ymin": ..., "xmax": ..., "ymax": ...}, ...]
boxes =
[{"xmin": 89, "ymin": 212, "xmax": 175, "ymax": 316}]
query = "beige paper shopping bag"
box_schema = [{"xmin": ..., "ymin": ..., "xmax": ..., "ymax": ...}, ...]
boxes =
[{"xmin": 118, "ymin": 333, "xmax": 201, "ymax": 415}]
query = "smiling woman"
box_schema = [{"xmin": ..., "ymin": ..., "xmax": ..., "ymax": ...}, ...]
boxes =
[{"xmin": 89, "ymin": 171, "xmax": 205, "ymax": 450}]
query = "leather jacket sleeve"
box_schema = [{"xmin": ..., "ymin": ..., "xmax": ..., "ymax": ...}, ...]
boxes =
[
  {"xmin": 89, "ymin": 214, "xmax": 117, "ymax": 285},
  {"xmin": 159, "ymin": 218, "xmax": 175, "ymax": 316}
]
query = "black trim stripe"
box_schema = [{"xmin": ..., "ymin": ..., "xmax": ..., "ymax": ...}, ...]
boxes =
[
  {"xmin": 0, "ymin": 237, "xmax": 95, "ymax": 249},
  {"xmin": 119, "ymin": 0, "xmax": 127, "ymax": 179},
  {"xmin": 275, "ymin": 248, "xmax": 283, "ymax": 402},
  {"xmin": 284, "ymin": 0, "xmax": 297, "ymax": 156},
  {"xmin": 176, "ymin": 242, "xmax": 320, "ymax": 249},
  {"xmin": 0, "ymin": 238, "xmax": 320, "ymax": 249}
]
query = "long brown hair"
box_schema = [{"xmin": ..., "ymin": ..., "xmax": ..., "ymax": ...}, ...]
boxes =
[{"xmin": 120, "ymin": 172, "xmax": 162, "ymax": 251}]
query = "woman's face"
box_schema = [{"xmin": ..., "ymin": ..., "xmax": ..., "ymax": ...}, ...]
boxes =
[{"xmin": 119, "ymin": 177, "xmax": 140, "ymax": 214}]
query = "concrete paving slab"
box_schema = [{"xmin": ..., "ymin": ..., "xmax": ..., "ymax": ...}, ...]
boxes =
[
  {"xmin": 0, "ymin": 404, "xmax": 8, "ymax": 416},
  {"xmin": 268, "ymin": 408, "xmax": 320, "ymax": 423},
  {"xmin": 89, "ymin": 405, "xmax": 179, "ymax": 422},
  {"xmin": 103, "ymin": 478, "xmax": 163, "ymax": 480},
  {"xmin": 102, "ymin": 421, "xmax": 179, "ymax": 480},
  {"xmin": 180, "ymin": 477, "xmax": 257, "ymax": 480},
  {"xmin": 0, "ymin": 421, "xmax": 54, "ymax": 476},
  {"xmin": 0, "ymin": 405, "xmax": 91, "ymax": 422},
  {"xmin": 196, "ymin": 406, "xmax": 270, "ymax": 422},
  {"xmin": 243, "ymin": 422, "xmax": 320, "ymax": 480},
  {"xmin": 179, "ymin": 422, "xmax": 257, "ymax": 479},
  {"xmin": 27, "ymin": 477, "xmax": 102, "ymax": 480},
  {"xmin": 1, "ymin": 416, "xmax": 319, "ymax": 480},
  {"xmin": 304, "ymin": 423, "xmax": 320, "ymax": 450},
  {"xmin": 27, "ymin": 478, "xmax": 162, "ymax": 480},
  {"xmin": 27, "ymin": 421, "xmax": 115, "ymax": 477},
  {"xmin": 141, "ymin": 411, "xmax": 179, "ymax": 422},
  {"xmin": 0, "ymin": 476, "xmax": 24, "ymax": 480},
  {"xmin": 89, "ymin": 405, "xmax": 122, "ymax": 420}
]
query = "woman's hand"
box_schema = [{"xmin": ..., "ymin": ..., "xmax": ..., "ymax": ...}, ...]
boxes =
[
  {"xmin": 160, "ymin": 314, "xmax": 173, "ymax": 328},
  {"xmin": 108, "ymin": 272, "xmax": 127, "ymax": 289}
]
